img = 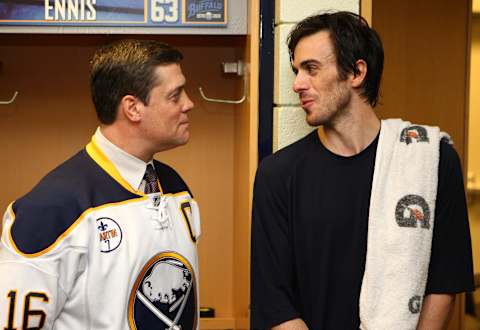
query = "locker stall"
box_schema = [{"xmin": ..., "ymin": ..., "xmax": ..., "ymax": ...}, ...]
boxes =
[
  {"xmin": 0, "ymin": 1, "xmax": 259, "ymax": 329},
  {"xmin": 368, "ymin": 0, "xmax": 471, "ymax": 329}
]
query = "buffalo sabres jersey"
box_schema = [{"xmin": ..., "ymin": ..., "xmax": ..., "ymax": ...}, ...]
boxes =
[{"xmin": 0, "ymin": 137, "xmax": 201, "ymax": 329}]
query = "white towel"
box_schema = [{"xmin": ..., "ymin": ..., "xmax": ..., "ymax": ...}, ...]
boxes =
[{"xmin": 359, "ymin": 119, "xmax": 451, "ymax": 330}]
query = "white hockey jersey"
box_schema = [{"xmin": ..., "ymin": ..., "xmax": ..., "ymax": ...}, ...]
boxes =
[{"xmin": 0, "ymin": 139, "xmax": 201, "ymax": 329}]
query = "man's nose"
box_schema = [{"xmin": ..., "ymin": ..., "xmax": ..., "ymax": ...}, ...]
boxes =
[
  {"xmin": 293, "ymin": 72, "xmax": 308, "ymax": 94},
  {"xmin": 184, "ymin": 93, "xmax": 194, "ymax": 112}
]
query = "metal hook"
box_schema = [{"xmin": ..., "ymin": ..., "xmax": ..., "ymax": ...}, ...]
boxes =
[
  {"xmin": 198, "ymin": 76, "xmax": 246, "ymax": 104},
  {"xmin": 198, "ymin": 60, "xmax": 247, "ymax": 104},
  {"xmin": 0, "ymin": 91, "xmax": 18, "ymax": 105}
]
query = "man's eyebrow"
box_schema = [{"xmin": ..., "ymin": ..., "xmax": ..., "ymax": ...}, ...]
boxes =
[
  {"xmin": 167, "ymin": 83, "xmax": 185, "ymax": 97},
  {"xmin": 291, "ymin": 59, "xmax": 322, "ymax": 73},
  {"xmin": 299, "ymin": 59, "xmax": 321, "ymax": 68}
]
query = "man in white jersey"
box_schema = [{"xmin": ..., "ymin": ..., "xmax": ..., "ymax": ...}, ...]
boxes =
[{"xmin": 0, "ymin": 39, "xmax": 200, "ymax": 329}]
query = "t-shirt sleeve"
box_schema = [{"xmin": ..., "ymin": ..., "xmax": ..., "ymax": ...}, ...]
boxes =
[
  {"xmin": 250, "ymin": 157, "xmax": 301, "ymax": 329},
  {"xmin": 425, "ymin": 141, "xmax": 475, "ymax": 294}
]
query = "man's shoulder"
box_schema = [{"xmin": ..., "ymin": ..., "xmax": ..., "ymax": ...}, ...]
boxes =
[
  {"xmin": 9, "ymin": 149, "xmax": 137, "ymax": 255},
  {"xmin": 15, "ymin": 150, "xmax": 92, "ymax": 205},
  {"xmin": 438, "ymin": 139, "xmax": 463, "ymax": 186},
  {"xmin": 439, "ymin": 138, "xmax": 459, "ymax": 163},
  {"xmin": 15, "ymin": 148, "xmax": 136, "ymax": 207},
  {"xmin": 8, "ymin": 151, "xmax": 90, "ymax": 255},
  {"xmin": 258, "ymin": 130, "xmax": 317, "ymax": 178}
]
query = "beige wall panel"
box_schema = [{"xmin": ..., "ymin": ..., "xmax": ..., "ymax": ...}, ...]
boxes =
[
  {"xmin": 276, "ymin": 0, "xmax": 359, "ymax": 23},
  {"xmin": 273, "ymin": 107, "xmax": 315, "ymax": 152},
  {"xmin": 274, "ymin": 24, "xmax": 298, "ymax": 106}
]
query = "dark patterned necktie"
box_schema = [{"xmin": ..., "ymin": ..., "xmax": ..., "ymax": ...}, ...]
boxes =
[{"xmin": 143, "ymin": 164, "xmax": 160, "ymax": 194}]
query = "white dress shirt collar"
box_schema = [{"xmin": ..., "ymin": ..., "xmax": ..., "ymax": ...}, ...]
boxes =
[{"xmin": 94, "ymin": 127, "xmax": 153, "ymax": 192}]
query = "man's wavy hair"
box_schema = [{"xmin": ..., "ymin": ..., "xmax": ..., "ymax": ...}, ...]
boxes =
[
  {"xmin": 90, "ymin": 39, "xmax": 183, "ymax": 124},
  {"xmin": 287, "ymin": 11, "xmax": 384, "ymax": 107}
]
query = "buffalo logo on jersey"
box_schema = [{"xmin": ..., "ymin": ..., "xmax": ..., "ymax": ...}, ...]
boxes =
[
  {"xmin": 128, "ymin": 252, "xmax": 197, "ymax": 330},
  {"xmin": 96, "ymin": 217, "xmax": 122, "ymax": 252},
  {"xmin": 400, "ymin": 126, "xmax": 429, "ymax": 145},
  {"xmin": 395, "ymin": 194, "xmax": 431, "ymax": 229}
]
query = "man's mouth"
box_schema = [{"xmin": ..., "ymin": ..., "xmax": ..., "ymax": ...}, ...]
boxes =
[{"xmin": 301, "ymin": 99, "xmax": 314, "ymax": 108}]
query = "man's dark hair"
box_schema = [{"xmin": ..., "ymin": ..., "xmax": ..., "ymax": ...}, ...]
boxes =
[
  {"xmin": 90, "ymin": 39, "xmax": 183, "ymax": 124},
  {"xmin": 287, "ymin": 11, "xmax": 384, "ymax": 107}
]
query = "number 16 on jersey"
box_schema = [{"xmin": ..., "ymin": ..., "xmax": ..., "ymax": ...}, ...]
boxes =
[{"xmin": 3, "ymin": 290, "xmax": 49, "ymax": 329}]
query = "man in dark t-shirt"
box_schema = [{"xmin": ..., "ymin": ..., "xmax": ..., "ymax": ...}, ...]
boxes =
[{"xmin": 250, "ymin": 12, "xmax": 474, "ymax": 330}]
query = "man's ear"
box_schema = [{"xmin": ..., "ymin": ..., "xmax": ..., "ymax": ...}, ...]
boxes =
[
  {"xmin": 119, "ymin": 95, "xmax": 142, "ymax": 123},
  {"xmin": 351, "ymin": 59, "xmax": 367, "ymax": 88}
]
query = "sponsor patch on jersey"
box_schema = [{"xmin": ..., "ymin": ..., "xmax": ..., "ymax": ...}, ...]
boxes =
[
  {"xmin": 96, "ymin": 217, "xmax": 122, "ymax": 252},
  {"xmin": 128, "ymin": 252, "xmax": 197, "ymax": 330}
]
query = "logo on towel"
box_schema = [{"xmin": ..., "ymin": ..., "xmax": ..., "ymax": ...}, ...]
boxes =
[
  {"xmin": 96, "ymin": 217, "xmax": 122, "ymax": 252},
  {"xmin": 408, "ymin": 295, "xmax": 422, "ymax": 313},
  {"xmin": 395, "ymin": 195, "xmax": 431, "ymax": 229},
  {"xmin": 128, "ymin": 252, "xmax": 197, "ymax": 330},
  {"xmin": 400, "ymin": 126, "xmax": 429, "ymax": 145}
]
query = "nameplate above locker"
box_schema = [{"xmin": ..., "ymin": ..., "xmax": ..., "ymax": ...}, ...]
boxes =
[{"xmin": 0, "ymin": 0, "xmax": 247, "ymax": 35}]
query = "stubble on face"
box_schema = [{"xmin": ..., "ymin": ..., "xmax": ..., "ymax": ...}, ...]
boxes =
[
  {"xmin": 305, "ymin": 76, "xmax": 352, "ymax": 127},
  {"xmin": 292, "ymin": 31, "xmax": 354, "ymax": 128},
  {"xmin": 141, "ymin": 64, "xmax": 192, "ymax": 153}
]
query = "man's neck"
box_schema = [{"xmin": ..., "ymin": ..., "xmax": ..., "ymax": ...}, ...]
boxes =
[
  {"xmin": 100, "ymin": 124, "xmax": 154, "ymax": 163},
  {"xmin": 318, "ymin": 103, "xmax": 380, "ymax": 157}
]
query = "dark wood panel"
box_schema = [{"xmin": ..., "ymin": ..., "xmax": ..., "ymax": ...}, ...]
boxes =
[{"xmin": 373, "ymin": 0, "xmax": 470, "ymax": 164}]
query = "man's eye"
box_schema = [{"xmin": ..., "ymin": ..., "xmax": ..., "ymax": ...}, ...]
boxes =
[{"xmin": 306, "ymin": 65, "xmax": 317, "ymax": 73}]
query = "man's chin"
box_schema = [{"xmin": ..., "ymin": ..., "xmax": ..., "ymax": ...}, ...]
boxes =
[
  {"xmin": 306, "ymin": 115, "xmax": 323, "ymax": 127},
  {"xmin": 177, "ymin": 134, "xmax": 190, "ymax": 147},
  {"xmin": 157, "ymin": 135, "xmax": 190, "ymax": 152}
]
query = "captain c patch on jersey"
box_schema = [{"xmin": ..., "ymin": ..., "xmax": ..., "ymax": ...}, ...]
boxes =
[{"xmin": 128, "ymin": 252, "xmax": 197, "ymax": 330}]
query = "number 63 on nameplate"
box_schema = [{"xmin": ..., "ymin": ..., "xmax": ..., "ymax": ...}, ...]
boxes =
[{"xmin": 151, "ymin": 0, "xmax": 179, "ymax": 23}]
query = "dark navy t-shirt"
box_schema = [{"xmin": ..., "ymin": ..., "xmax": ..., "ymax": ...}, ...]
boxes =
[{"xmin": 250, "ymin": 129, "xmax": 474, "ymax": 330}]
